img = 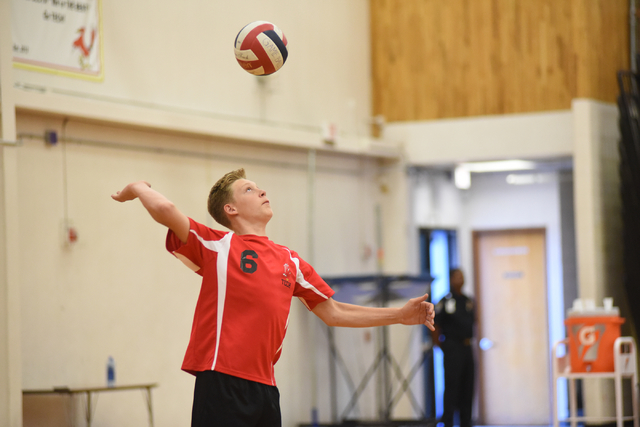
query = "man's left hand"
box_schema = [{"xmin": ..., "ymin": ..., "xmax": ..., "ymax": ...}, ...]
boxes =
[{"xmin": 399, "ymin": 293, "xmax": 435, "ymax": 331}]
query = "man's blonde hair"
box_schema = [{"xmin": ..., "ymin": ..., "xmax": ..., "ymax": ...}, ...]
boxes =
[{"xmin": 207, "ymin": 168, "xmax": 246, "ymax": 228}]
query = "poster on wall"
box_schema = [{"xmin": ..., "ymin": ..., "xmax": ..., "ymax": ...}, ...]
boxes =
[{"xmin": 12, "ymin": 0, "xmax": 103, "ymax": 81}]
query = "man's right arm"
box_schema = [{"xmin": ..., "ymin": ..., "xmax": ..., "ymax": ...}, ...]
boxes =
[{"xmin": 111, "ymin": 181, "xmax": 190, "ymax": 243}]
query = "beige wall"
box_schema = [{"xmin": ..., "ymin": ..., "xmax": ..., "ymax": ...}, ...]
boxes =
[
  {"xmin": 4, "ymin": 1, "xmax": 413, "ymax": 425},
  {"xmin": 1, "ymin": 0, "xmax": 22, "ymax": 426},
  {"xmin": 12, "ymin": 0, "xmax": 376, "ymax": 154},
  {"xmin": 14, "ymin": 111, "xmax": 406, "ymax": 426},
  {"xmin": 3, "ymin": 0, "xmax": 629, "ymax": 425},
  {"xmin": 572, "ymin": 99, "xmax": 627, "ymax": 420}
]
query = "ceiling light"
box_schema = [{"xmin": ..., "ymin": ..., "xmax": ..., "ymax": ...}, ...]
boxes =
[
  {"xmin": 454, "ymin": 167, "xmax": 471, "ymax": 189},
  {"xmin": 457, "ymin": 160, "xmax": 537, "ymax": 173},
  {"xmin": 506, "ymin": 173, "xmax": 553, "ymax": 185}
]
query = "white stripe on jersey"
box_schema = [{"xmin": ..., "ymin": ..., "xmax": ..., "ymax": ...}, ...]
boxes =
[
  {"xmin": 286, "ymin": 249, "xmax": 331, "ymax": 300},
  {"xmin": 189, "ymin": 229, "xmax": 234, "ymax": 371}
]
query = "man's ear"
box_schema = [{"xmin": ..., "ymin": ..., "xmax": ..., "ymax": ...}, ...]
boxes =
[{"xmin": 224, "ymin": 204, "xmax": 237, "ymax": 217}]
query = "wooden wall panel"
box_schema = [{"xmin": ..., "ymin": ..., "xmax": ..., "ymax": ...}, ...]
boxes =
[{"xmin": 371, "ymin": 0, "xmax": 629, "ymax": 121}]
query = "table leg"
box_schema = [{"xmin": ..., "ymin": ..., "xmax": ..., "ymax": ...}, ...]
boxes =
[
  {"xmin": 633, "ymin": 372, "xmax": 639, "ymax": 427},
  {"xmin": 615, "ymin": 373, "xmax": 623, "ymax": 427},
  {"xmin": 552, "ymin": 377, "xmax": 558, "ymax": 427},
  {"xmin": 65, "ymin": 393, "xmax": 76, "ymax": 427},
  {"xmin": 85, "ymin": 391, "xmax": 92, "ymax": 427},
  {"xmin": 569, "ymin": 378, "xmax": 577, "ymax": 427},
  {"xmin": 144, "ymin": 386, "xmax": 154, "ymax": 427}
]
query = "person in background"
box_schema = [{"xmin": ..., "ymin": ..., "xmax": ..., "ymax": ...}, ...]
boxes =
[{"xmin": 431, "ymin": 268, "xmax": 475, "ymax": 427}]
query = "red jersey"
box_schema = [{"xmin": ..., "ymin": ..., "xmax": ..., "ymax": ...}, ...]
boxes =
[{"xmin": 166, "ymin": 218, "xmax": 334, "ymax": 386}]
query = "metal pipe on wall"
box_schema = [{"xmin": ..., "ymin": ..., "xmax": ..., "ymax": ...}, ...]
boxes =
[{"xmin": 306, "ymin": 149, "xmax": 323, "ymax": 426}]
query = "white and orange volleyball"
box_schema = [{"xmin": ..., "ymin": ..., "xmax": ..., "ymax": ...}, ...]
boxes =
[{"xmin": 234, "ymin": 21, "xmax": 288, "ymax": 76}]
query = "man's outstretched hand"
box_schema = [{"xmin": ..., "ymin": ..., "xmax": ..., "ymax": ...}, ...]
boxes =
[{"xmin": 399, "ymin": 293, "xmax": 436, "ymax": 331}]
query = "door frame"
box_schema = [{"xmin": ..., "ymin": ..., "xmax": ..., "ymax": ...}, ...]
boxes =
[
  {"xmin": 419, "ymin": 227, "xmax": 459, "ymax": 419},
  {"xmin": 472, "ymin": 227, "xmax": 550, "ymax": 424}
]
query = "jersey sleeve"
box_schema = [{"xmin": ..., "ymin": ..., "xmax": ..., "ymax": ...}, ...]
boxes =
[
  {"xmin": 166, "ymin": 217, "xmax": 227, "ymax": 275},
  {"xmin": 288, "ymin": 250, "xmax": 335, "ymax": 310}
]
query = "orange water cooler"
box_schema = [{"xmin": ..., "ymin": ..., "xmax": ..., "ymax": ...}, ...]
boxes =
[{"xmin": 564, "ymin": 302, "xmax": 624, "ymax": 372}]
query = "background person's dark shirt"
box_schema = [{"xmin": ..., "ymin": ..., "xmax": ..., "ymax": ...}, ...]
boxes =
[{"xmin": 434, "ymin": 293, "xmax": 474, "ymax": 342}]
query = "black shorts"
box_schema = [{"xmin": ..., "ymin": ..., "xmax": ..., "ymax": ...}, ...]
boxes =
[{"xmin": 192, "ymin": 370, "xmax": 281, "ymax": 427}]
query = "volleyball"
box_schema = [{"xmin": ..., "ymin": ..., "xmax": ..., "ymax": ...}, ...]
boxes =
[{"xmin": 234, "ymin": 21, "xmax": 288, "ymax": 76}]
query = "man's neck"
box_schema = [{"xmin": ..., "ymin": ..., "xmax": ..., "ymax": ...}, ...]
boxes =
[{"xmin": 231, "ymin": 221, "xmax": 268, "ymax": 236}]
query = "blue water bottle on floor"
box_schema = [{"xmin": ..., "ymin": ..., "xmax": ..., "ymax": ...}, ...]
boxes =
[{"xmin": 107, "ymin": 356, "xmax": 115, "ymax": 388}]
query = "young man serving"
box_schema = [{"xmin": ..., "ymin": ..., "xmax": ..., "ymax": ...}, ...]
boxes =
[{"xmin": 112, "ymin": 168, "xmax": 435, "ymax": 427}]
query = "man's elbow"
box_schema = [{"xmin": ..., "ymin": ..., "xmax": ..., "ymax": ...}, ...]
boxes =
[
  {"xmin": 322, "ymin": 316, "xmax": 340, "ymax": 327},
  {"xmin": 314, "ymin": 303, "xmax": 342, "ymax": 327}
]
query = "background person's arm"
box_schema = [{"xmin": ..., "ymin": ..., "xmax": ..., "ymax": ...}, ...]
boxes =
[{"xmin": 430, "ymin": 324, "xmax": 441, "ymax": 347}]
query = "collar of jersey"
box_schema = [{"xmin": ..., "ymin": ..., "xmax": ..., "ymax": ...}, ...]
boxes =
[{"xmin": 237, "ymin": 233, "xmax": 270, "ymax": 241}]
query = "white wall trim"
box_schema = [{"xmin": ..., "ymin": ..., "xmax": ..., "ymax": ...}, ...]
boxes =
[
  {"xmin": 386, "ymin": 110, "xmax": 574, "ymax": 165},
  {"xmin": 14, "ymin": 88, "xmax": 399, "ymax": 160}
]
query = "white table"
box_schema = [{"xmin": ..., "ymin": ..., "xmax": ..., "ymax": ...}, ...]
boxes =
[{"xmin": 23, "ymin": 383, "xmax": 157, "ymax": 427}]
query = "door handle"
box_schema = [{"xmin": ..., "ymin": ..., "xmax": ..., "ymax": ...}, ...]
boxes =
[{"xmin": 479, "ymin": 337, "xmax": 494, "ymax": 351}]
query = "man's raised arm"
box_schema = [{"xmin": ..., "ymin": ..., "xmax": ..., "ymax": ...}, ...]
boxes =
[{"xmin": 111, "ymin": 181, "xmax": 190, "ymax": 243}]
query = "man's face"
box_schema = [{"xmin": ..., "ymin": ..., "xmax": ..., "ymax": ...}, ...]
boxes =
[
  {"xmin": 228, "ymin": 178, "xmax": 273, "ymax": 223},
  {"xmin": 450, "ymin": 270, "xmax": 465, "ymax": 294}
]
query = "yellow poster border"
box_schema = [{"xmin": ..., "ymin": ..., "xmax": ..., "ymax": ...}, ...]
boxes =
[{"xmin": 13, "ymin": 0, "xmax": 104, "ymax": 82}]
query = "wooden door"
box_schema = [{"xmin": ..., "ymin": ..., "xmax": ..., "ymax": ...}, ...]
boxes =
[{"xmin": 473, "ymin": 229, "xmax": 550, "ymax": 424}]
